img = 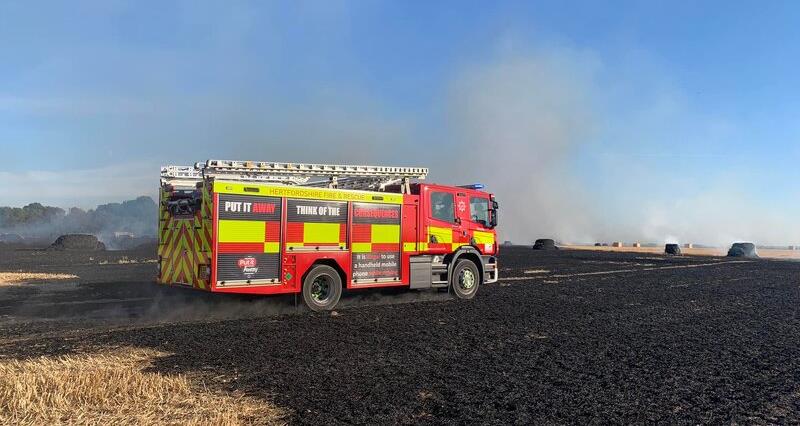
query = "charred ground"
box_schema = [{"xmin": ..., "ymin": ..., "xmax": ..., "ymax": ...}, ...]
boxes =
[{"xmin": 1, "ymin": 246, "xmax": 800, "ymax": 423}]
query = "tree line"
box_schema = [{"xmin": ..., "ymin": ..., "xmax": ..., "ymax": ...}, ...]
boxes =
[{"xmin": 0, "ymin": 196, "xmax": 157, "ymax": 238}]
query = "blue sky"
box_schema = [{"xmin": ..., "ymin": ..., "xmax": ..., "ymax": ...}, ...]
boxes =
[{"xmin": 1, "ymin": 1, "xmax": 798, "ymax": 244}]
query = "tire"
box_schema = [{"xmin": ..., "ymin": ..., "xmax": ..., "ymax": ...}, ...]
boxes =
[
  {"xmin": 302, "ymin": 265, "xmax": 343, "ymax": 311},
  {"xmin": 450, "ymin": 258, "xmax": 480, "ymax": 299}
]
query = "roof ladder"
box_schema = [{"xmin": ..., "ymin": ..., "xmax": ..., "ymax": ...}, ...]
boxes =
[{"xmin": 161, "ymin": 159, "xmax": 428, "ymax": 193}]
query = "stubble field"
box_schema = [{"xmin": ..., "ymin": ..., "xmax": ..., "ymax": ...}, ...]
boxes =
[{"xmin": 1, "ymin": 245, "xmax": 799, "ymax": 424}]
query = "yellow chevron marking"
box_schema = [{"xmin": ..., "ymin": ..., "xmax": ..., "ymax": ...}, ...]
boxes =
[{"xmin": 179, "ymin": 256, "xmax": 192, "ymax": 284}]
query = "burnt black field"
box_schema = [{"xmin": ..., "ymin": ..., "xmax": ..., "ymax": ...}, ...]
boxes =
[{"xmin": 1, "ymin": 245, "xmax": 800, "ymax": 424}]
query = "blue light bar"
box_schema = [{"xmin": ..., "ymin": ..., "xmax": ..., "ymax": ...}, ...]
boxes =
[{"xmin": 458, "ymin": 183, "xmax": 485, "ymax": 190}]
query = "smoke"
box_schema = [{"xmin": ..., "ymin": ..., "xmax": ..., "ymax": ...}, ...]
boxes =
[
  {"xmin": 441, "ymin": 49, "xmax": 600, "ymax": 244},
  {"xmin": 436, "ymin": 47, "xmax": 800, "ymax": 247},
  {"xmin": 0, "ymin": 196, "xmax": 158, "ymax": 248},
  {"xmin": 6, "ymin": 279, "xmax": 455, "ymax": 325},
  {"xmin": 2, "ymin": 0, "xmax": 796, "ymax": 248},
  {"xmin": 637, "ymin": 185, "xmax": 800, "ymax": 247}
]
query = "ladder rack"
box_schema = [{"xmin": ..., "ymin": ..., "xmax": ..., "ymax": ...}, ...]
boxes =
[{"xmin": 160, "ymin": 159, "xmax": 428, "ymax": 192}]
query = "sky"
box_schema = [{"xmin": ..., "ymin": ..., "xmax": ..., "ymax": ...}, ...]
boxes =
[{"xmin": 1, "ymin": 0, "xmax": 799, "ymax": 245}]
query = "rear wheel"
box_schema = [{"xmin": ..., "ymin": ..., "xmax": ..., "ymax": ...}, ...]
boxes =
[
  {"xmin": 451, "ymin": 259, "xmax": 480, "ymax": 299},
  {"xmin": 302, "ymin": 265, "xmax": 343, "ymax": 311}
]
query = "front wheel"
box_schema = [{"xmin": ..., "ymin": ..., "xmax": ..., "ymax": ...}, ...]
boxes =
[
  {"xmin": 302, "ymin": 265, "xmax": 343, "ymax": 311},
  {"xmin": 451, "ymin": 259, "xmax": 480, "ymax": 299}
]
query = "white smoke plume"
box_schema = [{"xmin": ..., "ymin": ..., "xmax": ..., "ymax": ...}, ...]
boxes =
[
  {"xmin": 437, "ymin": 47, "xmax": 800, "ymax": 247},
  {"xmin": 441, "ymin": 48, "xmax": 600, "ymax": 244}
]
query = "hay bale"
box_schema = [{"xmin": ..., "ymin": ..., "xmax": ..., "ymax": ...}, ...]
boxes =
[
  {"xmin": 684, "ymin": 243, "xmax": 694, "ymax": 249},
  {"xmin": 727, "ymin": 242, "xmax": 758, "ymax": 258},
  {"xmin": 594, "ymin": 243, "xmax": 603, "ymax": 247},
  {"xmin": 49, "ymin": 234, "xmax": 105, "ymax": 251},
  {"xmin": 632, "ymin": 242, "xmax": 641, "ymax": 248},
  {"xmin": 665, "ymin": 244, "xmax": 682, "ymax": 255},
  {"xmin": 611, "ymin": 242, "xmax": 623, "ymax": 248},
  {"xmin": 532, "ymin": 239, "xmax": 558, "ymax": 250}
]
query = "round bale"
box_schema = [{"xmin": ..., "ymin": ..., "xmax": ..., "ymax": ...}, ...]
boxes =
[
  {"xmin": 49, "ymin": 234, "xmax": 106, "ymax": 251},
  {"xmin": 727, "ymin": 242, "xmax": 758, "ymax": 258},
  {"xmin": 532, "ymin": 239, "xmax": 558, "ymax": 250},
  {"xmin": 665, "ymin": 244, "xmax": 682, "ymax": 255}
]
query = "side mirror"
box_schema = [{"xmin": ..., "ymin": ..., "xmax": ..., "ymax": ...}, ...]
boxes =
[{"xmin": 489, "ymin": 201, "xmax": 499, "ymax": 228}]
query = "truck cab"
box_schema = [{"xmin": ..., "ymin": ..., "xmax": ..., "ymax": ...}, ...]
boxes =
[{"xmin": 418, "ymin": 183, "xmax": 498, "ymax": 256}]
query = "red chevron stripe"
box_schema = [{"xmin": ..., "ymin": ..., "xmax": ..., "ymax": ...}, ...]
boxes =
[{"xmin": 204, "ymin": 223, "xmax": 212, "ymax": 251}]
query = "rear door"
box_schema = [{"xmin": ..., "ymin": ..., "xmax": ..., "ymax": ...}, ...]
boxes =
[{"xmin": 159, "ymin": 189, "xmax": 199, "ymax": 286}]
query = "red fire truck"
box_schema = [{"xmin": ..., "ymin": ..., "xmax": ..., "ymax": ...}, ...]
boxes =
[{"xmin": 158, "ymin": 160, "xmax": 498, "ymax": 311}]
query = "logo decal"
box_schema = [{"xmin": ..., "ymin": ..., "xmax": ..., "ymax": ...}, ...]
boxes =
[
  {"xmin": 457, "ymin": 200, "xmax": 466, "ymax": 213},
  {"xmin": 237, "ymin": 256, "xmax": 259, "ymax": 278}
]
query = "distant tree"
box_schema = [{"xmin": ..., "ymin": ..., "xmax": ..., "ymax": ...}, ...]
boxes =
[
  {"xmin": 0, "ymin": 196, "xmax": 157, "ymax": 238},
  {"xmin": 0, "ymin": 203, "xmax": 64, "ymax": 227}
]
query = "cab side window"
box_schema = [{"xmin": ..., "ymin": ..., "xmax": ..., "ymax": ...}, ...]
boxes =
[
  {"xmin": 470, "ymin": 197, "xmax": 489, "ymax": 225},
  {"xmin": 431, "ymin": 191, "xmax": 455, "ymax": 222}
]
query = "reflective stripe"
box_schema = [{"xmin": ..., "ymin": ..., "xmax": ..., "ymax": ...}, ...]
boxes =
[
  {"xmin": 263, "ymin": 242, "xmax": 280, "ymax": 253},
  {"xmin": 473, "ymin": 230, "xmax": 495, "ymax": 244},
  {"xmin": 371, "ymin": 224, "xmax": 400, "ymax": 243},
  {"xmin": 403, "ymin": 242, "xmax": 416, "ymax": 252},
  {"xmin": 452, "ymin": 243, "xmax": 463, "ymax": 251},
  {"xmin": 214, "ymin": 182, "xmax": 403, "ymax": 204},
  {"xmin": 352, "ymin": 242, "xmax": 372, "ymax": 253},
  {"xmin": 218, "ymin": 220, "xmax": 264, "ymax": 243},
  {"xmin": 302, "ymin": 223, "xmax": 340, "ymax": 244},
  {"xmin": 428, "ymin": 226, "xmax": 452, "ymax": 243}
]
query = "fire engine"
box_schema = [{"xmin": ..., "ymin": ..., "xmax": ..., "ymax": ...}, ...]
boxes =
[{"xmin": 158, "ymin": 160, "xmax": 499, "ymax": 311}]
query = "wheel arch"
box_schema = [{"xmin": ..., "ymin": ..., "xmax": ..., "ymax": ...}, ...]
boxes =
[
  {"xmin": 445, "ymin": 246, "xmax": 484, "ymax": 284},
  {"xmin": 302, "ymin": 258, "xmax": 347, "ymax": 289}
]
